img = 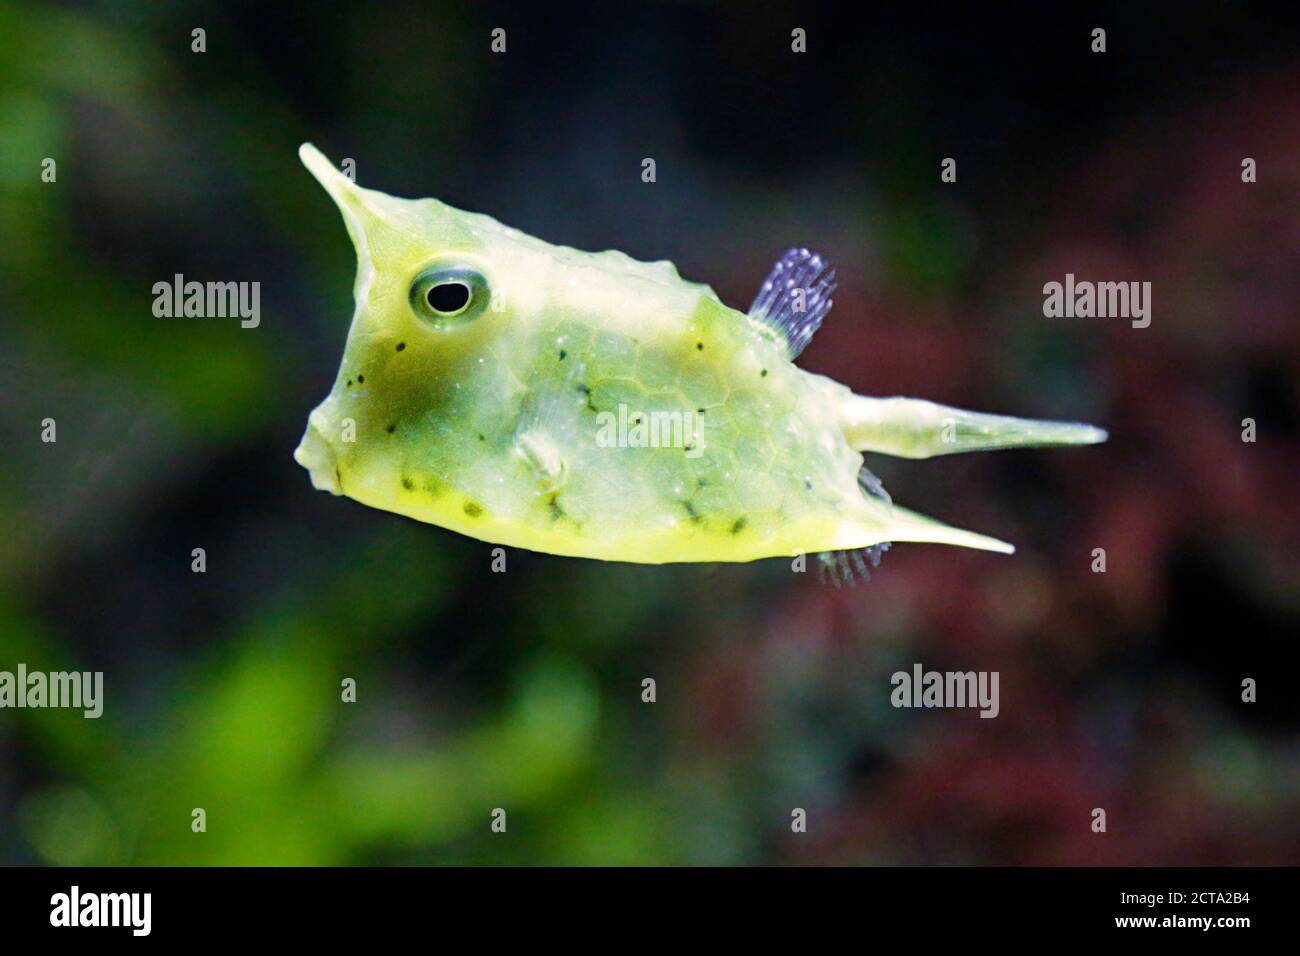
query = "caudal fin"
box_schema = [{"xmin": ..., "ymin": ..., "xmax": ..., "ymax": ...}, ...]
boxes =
[{"xmin": 840, "ymin": 395, "xmax": 1107, "ymax": 459}]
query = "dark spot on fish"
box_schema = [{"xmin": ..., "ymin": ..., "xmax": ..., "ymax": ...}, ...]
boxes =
[
  {"xmin": 760, "ymin": 368, "xmax": 768, "ymax": 377},
  {"xmin": 477, "ymin": 433, "xmax": 486, "ymax": 442},
  {"xmin": 697, "ymin": 408, "xmax": 706, "ymax": 414},
  {"xmin": 386, "ymin": 423, "xmax": 396, "ymax": 434},
  {"xmin": 576, "ymin": 383, "xmax": 598, "ymax": 412},
  {"xmin": 730, "ymin": 517, "xmax": 748, "ymax": 535},
  {"xmin": 357, "ymin": 374, "xmax": 365, "ymax": 384},
  {"xmin": 803, "ymin": 477, "xmax": 813, "ymax": 491},
  {"xmin": 401, "ymin": 477, "xmax": 414, "ymax": 490},
  {"xmin": 396, "ymin": 342, "xmax": 406, "ymax": 352},
  {"xmin": 559, "ymin": 349, "xmax": 567, "ymax": 361},
  {"xmin": 696, "ymin": 342, "xmax": 704, "ymax": 351},
  {"xmin": 346, "ymin": 379, "xmax": 353, "ymax": 388},
  {"xmin": 463, "ymin": 500, "xmax": 484, "ymax": 518},
  {"xmin": 547, "ymin": 492, "xmax": 565, "ymax": 522},
  {"xmin": 681, "ymin": 499, "xmax": 705, "ymax": 526}
]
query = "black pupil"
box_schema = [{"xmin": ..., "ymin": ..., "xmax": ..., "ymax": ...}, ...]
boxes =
[{"xmin": 427, "ymin": 281, "xmax": 471, "ymax": 313}]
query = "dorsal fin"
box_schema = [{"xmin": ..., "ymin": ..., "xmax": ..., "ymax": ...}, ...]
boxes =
[{"xmin": 747, "ymin": 248, "xmax": 836, "ymax": 359}]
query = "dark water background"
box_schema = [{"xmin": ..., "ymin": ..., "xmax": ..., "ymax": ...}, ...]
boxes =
[{"xmin": 0, "ymin": 1, "xmax": 1297, "ymax": 864}]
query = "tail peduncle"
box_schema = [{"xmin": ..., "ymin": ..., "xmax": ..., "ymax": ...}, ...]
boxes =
[{"xmin": 840, "ymin": 395, "xmax": 1108, "ymax": 459}]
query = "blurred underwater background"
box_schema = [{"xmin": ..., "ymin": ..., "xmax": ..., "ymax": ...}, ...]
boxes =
[{"xmin": 0, "ymin": 0, "xmax": 1298, "ymax": 864}]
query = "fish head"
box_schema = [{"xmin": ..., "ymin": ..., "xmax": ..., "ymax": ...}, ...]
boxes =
[
  {"xmin": 294, "ymin": 143, "xmax": 544, "ymax": 500},
  {"xmin": 293, "ymin": 143, "xmax": 719, "ymax": 531}
]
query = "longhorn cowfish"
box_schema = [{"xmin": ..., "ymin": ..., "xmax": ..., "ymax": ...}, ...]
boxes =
[{"xmin": 293, "ymin": 144, "xmax": 1106, "ymax": 579}]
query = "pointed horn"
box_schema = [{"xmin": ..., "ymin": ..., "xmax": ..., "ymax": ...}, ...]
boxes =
[
  {"xmin": 841, "ymin": 395, "xmax": 1108, "ymax": 459},
  {"xmin": 299, "ymin": 143, "xmax": 368, "ymax": 216},
  {"xmin": 299, "ymin": 142, "xmax": 399, "ymax": 274}
]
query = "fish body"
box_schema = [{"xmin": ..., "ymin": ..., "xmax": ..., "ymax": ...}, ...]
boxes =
[{"xmin": 294, "ymin": 144, "xmax": 1106, "ymax": 567}]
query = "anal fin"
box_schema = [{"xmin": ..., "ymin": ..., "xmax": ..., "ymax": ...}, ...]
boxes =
[{"xmin": 817, "ymin": 543, "xmax": 890, "ymax": 588}]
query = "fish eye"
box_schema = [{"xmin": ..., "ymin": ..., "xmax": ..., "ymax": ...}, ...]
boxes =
[
  {"xmin": 427, "ymin": 281, "xmax": 470, "ymax": 313},
  {"xmin": 410, "ymin": 265, "xmax": 489, "ymax": 324}
]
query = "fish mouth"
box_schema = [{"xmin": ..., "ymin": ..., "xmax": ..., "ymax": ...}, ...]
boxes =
[{"xmin": 294, "ymin": 416, "xmax": 342, "ymax": 495}]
